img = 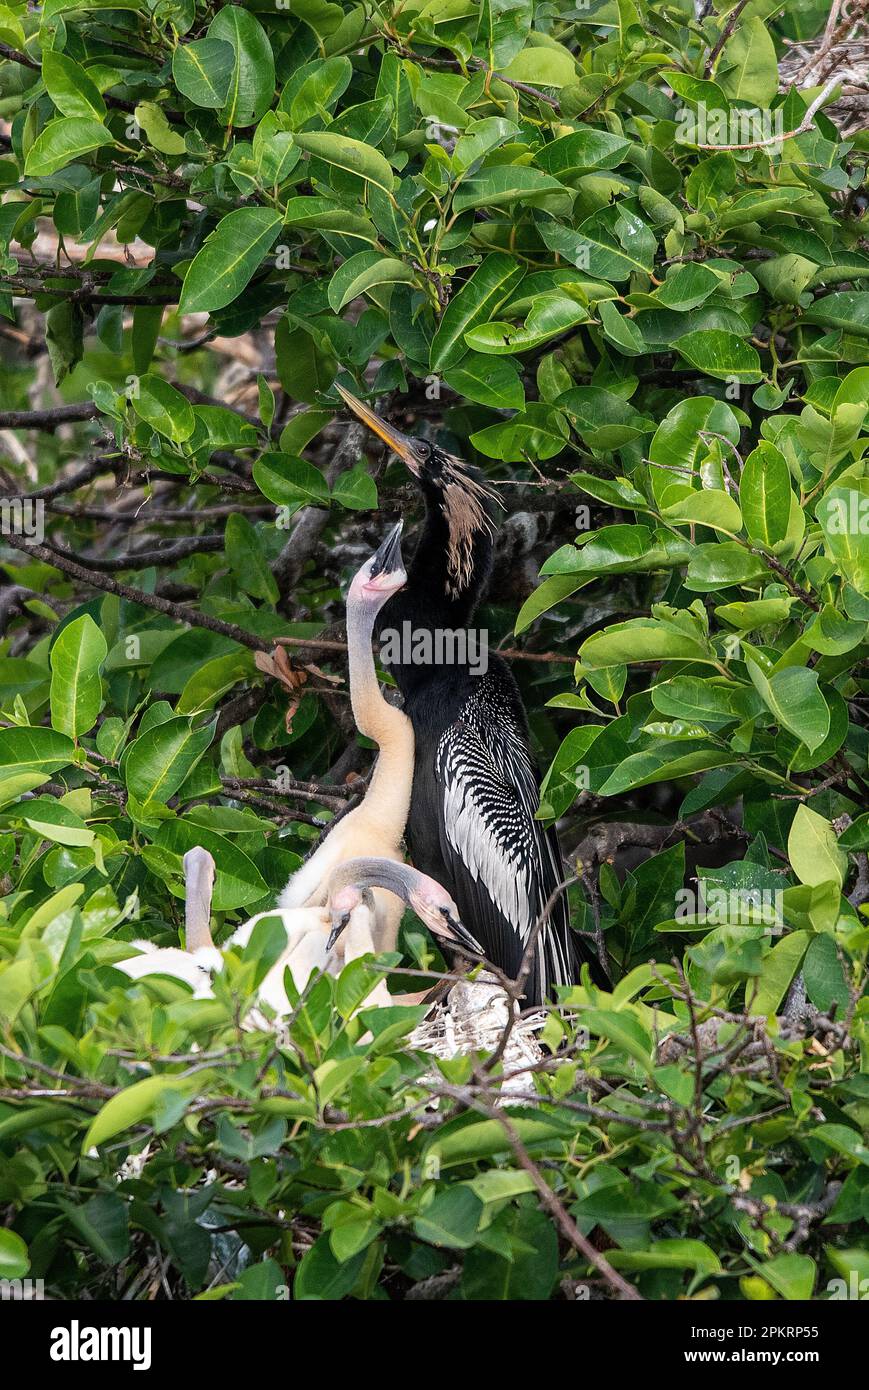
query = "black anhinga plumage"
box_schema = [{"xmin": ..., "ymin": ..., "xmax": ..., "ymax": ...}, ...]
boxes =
[{"xmin": 336, "ymin": 386, "xmax": 609, "ymax": 1004}]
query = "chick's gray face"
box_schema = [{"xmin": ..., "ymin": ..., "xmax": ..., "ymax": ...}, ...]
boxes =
[
  {"xmin": 327, "ymin": 884, "xmax": 362, "ymax": 949},
  {"xmin": 410, "ymin": 888, "xmax": 458, "ymax": 934}
]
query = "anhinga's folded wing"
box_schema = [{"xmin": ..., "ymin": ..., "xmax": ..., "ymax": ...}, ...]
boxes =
[{"xmin": 433, "ymin": 678, "xmax": 587, "ymax": 1004}]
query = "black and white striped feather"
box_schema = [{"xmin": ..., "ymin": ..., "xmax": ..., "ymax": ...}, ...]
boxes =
[{"xmin": 433, "ymin": 679, "xmax": 577, "ymax": 1003}]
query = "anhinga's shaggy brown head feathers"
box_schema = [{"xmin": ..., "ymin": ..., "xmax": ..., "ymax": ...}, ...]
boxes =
[{"xmin": 335, "ymin": 384, "xmax": 499, "ymax": 601}]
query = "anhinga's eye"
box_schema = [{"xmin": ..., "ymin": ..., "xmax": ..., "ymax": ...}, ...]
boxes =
[
  {"xmin": 326, "ymin": 913, "xmax": 352, "ymax": 950},
  {"xmin": 415, "ymin": 438, "xmax": 434, "ymax": 463}
]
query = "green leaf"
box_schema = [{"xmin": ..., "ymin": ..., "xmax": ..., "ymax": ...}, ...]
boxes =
[
  {"xmin": 740, "ymin": 443, "xmax": 793, "ymax": 547},
  {"xmin": 331, "ymin": 466, "xmax": 377, "ymax": 511},
  {"xmin": 818, "ymin": 486, "xmax": 869, "ymax": 594},
  {"xmin": 466, "ymin": 292, "xmax": 587, "ymax": 355},
  {"xmin": 63, "ymin": 1192, "xmax": 129, "ymax": 1264},
  {"xmin": 536, "ymin": 128, "xmax": 630, "ymax": 179},
  {"xmin": 501, "ymin": 41, "xmax": 576, "ymax": 87},
  {"xmin": 0, "ymin": 725, "xmax": 76, "ymax": 775},
  {"xmin": 327, "ymin": 250, "xmax": 415, "ymax": 313},
  {"xmin": 177, "ymin": 652, "xmax": 255, "ymax": 714},
  {"xmin": 802, "ymin": 605, "xmax": 867, "ymax": 657},
  {"xmin": 754, "ymin": 254, "xmax": 817, "ymax": 307},
  {"xmin": 49, "ymin": 613, "xmax": 107, "ymax": 739},
  {"xmin": 538, "ymin": 204, "xmax": 655, "ymax": 281},
  {"xmin": 281, "ymin": 197, "xmax": 377, "ymax": 246},
  {"xmin": 715, "ymin": 598, "xmax": 794, "ymax": 631},
  {"xmin": 443, "ymin": 352, "xmax": 525, "ymax": 409},
  {"xmin": 686, "ymin": 543, "xmax": 770, "ymax": 591},
  {"xmin": 717, "ymin": 16, "xmax": 779, "ymax": 106},
  {"xmin": 597, "ymin": 297, "xmax": 645, "ymax": 356},
  {"xmin": 179, "ymin": 209, "xmax": 282, "ymax": 316},
  {"xmin": 0, "ymin": 1229, "xmax": 30, "ymax": 1279},
  {"xmin": 477, "ymin": 0, "xmax": 533, "ymax": 68},
  {"xmin": 542, "ymin": 526, "xmax": 690, "ymax": 578},
  {"xmin": 599, "ymin": 743, "xmax": 734, "ymax": 795},
  {"xmin": 839, "ymin": 813, "xmax": 869, "ymax": 851},
  {"xmin": 22, "ymin": 797, "xmax": 94, "ymax": 848},
  {"xmin": 274, "ymin": 321, "xmax": 336, "ymax": 404},
  {"xmin": 647, "ymin": 263, "xmax": 720, "ymax": 312},
  {"xmin": 292, "ymin": 130, "xmax": 395, "ymax": 194},
  {"xmin": 452, "ymin": 115, "xmax": 520, "ymax": 171},
  {"xmin": 581, "ymin": 620, "xmax": 712, "ymax": 668},
  {"xmin": 471, "ymin": 402, "xmax": 569, "ymax": 461},
  {"xmin": 802, "ymin": 933, "xmax": 851, "ymax": 1013},
  {"xmin": 130, "ymin": 374, "xmax": 195, "ymax": 443},
  {"xmin": 650, "ymin": 675, "xmax": 759, "ymax": 727},
  {"xmin": 787, "ymin": 804, "xmax": 847, "ymax": 889},
  {"xmin": 125, "ymin": 716, "xmax": 215, "ymax": 806},
  {"xmin": 224, "ymin": 514, "xmax": 279, "ymax": 603},
  {"xmin": 413, "ymin": 1188, "xmax": 483, "ymax": 1249},
  {"xmin": 155, "ymin": 819, "xmax": 268, "ymax": 910},
  {"xmin": 515, "ymin": 572, "xmax": 592, "ymax": 634},
  {"xmin": 278, "ymin": 55, "xmax": 352, "ymax": 126},
  {"xmin": 42, "ymin": 50, "xmax": 106, "ymax": 120},
  {"xmin": 745, "ymin": 660, "xmax": 830, "ymax": 754},
  {"xmin": 426, "ymin": 1111, "xmax": 573, "ymax": 1168},
  {"xmin": 253, "ymin": 453, "xmax": 330, "ymax": 512},
  {"xmin": 607, "ymin": 1240, "xmax": 721, "ymax": 1274},
  {"xmin": 294, "ymin": 1235, "xmax": 367, "ymax": 1300},
  {"xmin": 810, "ymin": 1124, "xmax": 869, "ymax": 1167},
  {"xmin": 576, "ymin": 1007, "xmax": 655, "ymax": 1071},
  {"xmin": 751, "ymin": 1254, "xmax": 816, "ymax": 1301},
  {"xmin": 753, "ymin": 932, "xmax": 809, "ymax": 1016},
  {"xmin": 648, "ymin": 396, "xmax": 741, "ymax": 508},
  {"xmin": 83, "ymin": 1076, "xmax": 191, "ymax": 1150},
  {"xmin": 210, "ymin": 5, "xmax": 275, "ymax": 127},
  {"xmin": 24, "ymin": 117, "xmax": 113, "ymax": 176},
  {"xmin": 662, "ymin": 488, "xmax": 742, "ymax": 533},
  {"xmin": 560, "ymin": 391, "xmax": 654, "ymax": 452},
  {"xmin": 673, "ymin": 329, "xmax": 762, "ymax": 383},
  {"xmin": 172, "ymin": 36, "xmax": 236, "ymax": 109},
  {"xmin": 430, "ymin": 253, "xmax": 524, "ymax": 371},
  {"xmin": 453, "ymin": 165, "xmax": 570, "ymax": 215},
  {"xmin": 803, "ymin": 292, "xmax": 869, "ymax": 337},
  {"xmin": 134, "ymin": 101, "xmax": 186, "ymax": 157}
]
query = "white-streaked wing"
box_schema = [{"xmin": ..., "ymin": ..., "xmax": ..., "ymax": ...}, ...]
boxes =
[{"xmin": 435, "ymin": 682, "xmax": 574, "ymax": 995}]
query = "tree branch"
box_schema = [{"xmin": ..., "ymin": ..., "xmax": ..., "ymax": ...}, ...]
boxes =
[{"xmin": 1, "ymin": 534, "xmax": 272, "ymax": 652}]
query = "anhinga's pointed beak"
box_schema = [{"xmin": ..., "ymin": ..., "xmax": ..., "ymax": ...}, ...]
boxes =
[
  {"xmin": 335, "ymin": 383, "xmax": 420, "ymax": 474},
  {"xmin": 326, "ymin": 915, "xmax": 349, "ymax": 952},
  {"xmin": 370, "ymin": 520, "xmax": 404, "ymax": 580}
]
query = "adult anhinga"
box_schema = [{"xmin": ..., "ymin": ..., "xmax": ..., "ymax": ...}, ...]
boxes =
[{"xmin": 336, "ymin": 385, "xmax": 609, "ymax": 1004}]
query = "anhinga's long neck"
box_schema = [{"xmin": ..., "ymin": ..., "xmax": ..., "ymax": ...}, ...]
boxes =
[
  {"xmin": 346, "ymin": 595, "xmax": 414, "ymax": 843},
  {"xmin": 328, "ymin": 855, "xmax": 422, "ymax": 904},
  {"xmin": 183, "ymin": 847, "xmax": 216, "ymax": 951},
  {"xmin": 413, "ymin": 478, "xmax": 495, "ymax": 626},
  {"xmin": 379, "ymin": 479, "xmax": 496, "ymax": 672}
]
